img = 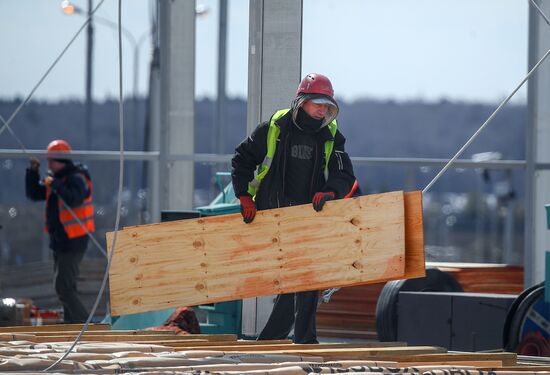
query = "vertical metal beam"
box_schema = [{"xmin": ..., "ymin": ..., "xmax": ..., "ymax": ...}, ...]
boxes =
[
  {"xmin": 525, "ymin": 0, "xmax": 550, "ymax": 286},
  {"xmin": 242, "ymin": 0, "xmax": 302, "ymax": 337},
  {"xmin": 159, "ymin": 0, "xmax": 195, "ymax": 211},
  {"xmin": 147, "ymin": 1, "xmax": 161, "ymax": 224},
  {"xmin": 246, "ymin": 0, "xmax": 303, "ymax": 135},
  {"xmin": 215, "ymin": 0, "xmax": 228, "ymax": 154}
]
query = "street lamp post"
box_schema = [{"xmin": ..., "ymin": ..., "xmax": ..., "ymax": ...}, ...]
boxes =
[
  {"xmin": 215, "ymin": 0, "xmax": 228, "ymax": 155},
  {"xmin": 86, "ymin": 0, "xmax": 93, "ymax": 150},
  {"xmin": 62, "ymin": 1, "xmax": 149, "ymax": 146},
  {"xmin": 61, "ymin": 0, "xmax": 94, "ymax": 150}
]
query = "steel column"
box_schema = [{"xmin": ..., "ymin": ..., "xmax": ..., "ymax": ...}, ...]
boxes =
[
  {"xmin": 159, "ymin": 0, "xmax": 196, "ymax": 211},
  {"xmin": 525, "ymin": 0, "xmax": 550, "ymax": 286},
  {"xmin": 242, "ymin": 0, "xmax": 303, "ymax": 337}
]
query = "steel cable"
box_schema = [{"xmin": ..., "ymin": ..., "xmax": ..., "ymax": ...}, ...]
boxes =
[
  {"xmin": 0, "ymin": 0, "xmax": 107, "ymax": 139},
  {"xmin": 0, "ymin": 115, "xmax": 108, "ymax": 258},
  {"xmin": 44, "ymin": 0, "xmax": 125, "ymax": 370},
  {"xmin": 423, "ymin": 0, "xmax": 550, "ymax": 194}
]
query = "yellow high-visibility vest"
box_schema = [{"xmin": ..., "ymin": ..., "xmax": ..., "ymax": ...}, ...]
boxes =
[{"xmin": 248, "ymin": 108, "xmax": 337, "ymax": 197}]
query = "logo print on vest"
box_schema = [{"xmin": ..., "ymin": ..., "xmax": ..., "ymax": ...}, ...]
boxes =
[{"xmin": 291, "ymin": 145, "xmax": 313, "ymax": 160}]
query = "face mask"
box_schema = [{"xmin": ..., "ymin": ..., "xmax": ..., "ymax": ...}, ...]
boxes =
[{"xmin": 295, "ymin": 107, "xmax": 323, "ymax": 132}]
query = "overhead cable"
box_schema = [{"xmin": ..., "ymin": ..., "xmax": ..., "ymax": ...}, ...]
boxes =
[
  {"xmin": 0, "ymin": 115, "xmax": 27, "ymax": 151},
  {"xmin": 423, "ymin": 20, "xmax": 550, "ymax": 192},
  {"xmin": 423, "ymin": 0, "xmax": 550, "ymax": 193},
  {"xmin": 44, "ymin": 0, "xmax": 126, "ymax": 371},
  {"xmin": 0, "ymin": 0, "xmax": 107, "ymax": 140}
]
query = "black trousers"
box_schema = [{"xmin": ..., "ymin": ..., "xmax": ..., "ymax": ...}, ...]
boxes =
[
  {"xmin": 257, "ymin": 290, "xmax": 319, "ymax": 344},
  {"xmin": 53, "ymin": 249, "xmax": 88, "ymax": 323}
]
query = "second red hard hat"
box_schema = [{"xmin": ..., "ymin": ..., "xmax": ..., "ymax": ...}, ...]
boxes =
[{"xmin": 47, "ymin": 139, "xmax": 72, "ymax": 153}]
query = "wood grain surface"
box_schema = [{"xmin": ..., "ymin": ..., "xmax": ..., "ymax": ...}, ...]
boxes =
[{"xmin": 108, "ymin": 191, "xmax": 409, "ymax": 315}]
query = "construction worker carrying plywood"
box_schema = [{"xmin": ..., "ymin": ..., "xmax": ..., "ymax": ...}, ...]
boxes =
[
  {"xmin": 25, "ymin": 139, "xmax": 94, "ymax": 323},
  {"xmin": 231, "ymin": 73, "xmax": 358, "ymax": 344}
]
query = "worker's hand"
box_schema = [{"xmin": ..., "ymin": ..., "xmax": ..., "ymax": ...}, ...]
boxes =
[
  {"xmin": 312, "ymin": 191, "xmax": 335, "ymax": 212},
  {"xmin": 44, "ymin": 176, "xmax": 54, "ymax": 189},
  {"xmin": 239, "ymin": 195, "xmax": 256, "ymax": 224},
  {"xmin": 29, "ymin": 157, "xmax": 40, "ymax": 171}
]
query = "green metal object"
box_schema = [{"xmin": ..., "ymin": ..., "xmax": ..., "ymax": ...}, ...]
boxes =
[
  {"xmin": 195, "ymin": 172, "xmax": 240, "ymax": 216},
  {"xmin": 196, "ymin": 301, "xmax": 243, "ymax": 334},
  {"xmin": 105, "ymin": 308, "xmax": 176, "ymax": 330}
]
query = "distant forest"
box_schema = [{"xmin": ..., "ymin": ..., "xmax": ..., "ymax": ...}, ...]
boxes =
[{"xmin": 0, "ymin": 97, "xmax": 527, "ymax": 195}]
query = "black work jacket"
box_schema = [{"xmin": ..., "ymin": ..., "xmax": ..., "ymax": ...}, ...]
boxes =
[
  {"xmin": 25, "ymin": 162, "xmax": 91, "ymax": 252},
  {"xmin": 231, "ymin": 110, "xmax": 356, "ymax": 211}
]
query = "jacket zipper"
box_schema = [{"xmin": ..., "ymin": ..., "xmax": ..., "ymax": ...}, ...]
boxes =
[
  {"xmin": 335, "ymin": 151, "xmax": 343, "ymax": 170},
  {"xmin": 310, "ymin": 141, "xmax": 319, "ymax": 198},
  {"xmin": 282, "ymin": 133, "xmax": 290, "ymax": 198}
]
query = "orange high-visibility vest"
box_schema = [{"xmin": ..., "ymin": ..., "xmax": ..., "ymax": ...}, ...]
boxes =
[{"xmin": 45, "ymin": 173, "xmax": 95, "ymax": 239}]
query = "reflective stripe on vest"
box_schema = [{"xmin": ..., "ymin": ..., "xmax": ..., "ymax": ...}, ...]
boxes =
[
  {"xmin": 248, "ymin": 108, "xmax": 337, "ymax": 197},
  {"xmin": 45, "ymin": 173, "xmax": 95, "ymax": 239}
]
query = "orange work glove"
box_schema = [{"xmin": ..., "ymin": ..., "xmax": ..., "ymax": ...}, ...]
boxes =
[
  {"xmin": 312, "ymin": 191, "xmax": 335, "ymax": 212},
  {"xmin": 239, "ymin": 195, "xmax": 256, "ymax": 224},
  {"xmin": 44, "ymin": 176, "xmax": 54, "ymax": 189},
  {"xmin": 29, "ymin": 157, "xmax": 40, "ymax": 171}
]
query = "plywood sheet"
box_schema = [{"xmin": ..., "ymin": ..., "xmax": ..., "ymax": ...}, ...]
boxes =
[
  {"xmin": 108, "ymin": 191, "xmax": 407, "ymax": 316},
  {"xmin": 403, "ymin": 191, "xmax": 425, "ymax": 279}
]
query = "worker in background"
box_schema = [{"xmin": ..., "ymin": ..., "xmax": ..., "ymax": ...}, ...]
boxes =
[
  {"xmin": 25, "ymin": 139, "xmax": 94, "ymax": 323},
  {"xmin": 231, "ymin": 73, "xmax": 358, "ymax": 344}
]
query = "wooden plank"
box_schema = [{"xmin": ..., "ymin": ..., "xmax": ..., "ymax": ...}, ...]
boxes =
[
  {"xmin": 231, "ymin": 345, "xmax": 446, "ymax": 357},
  {"xmin": 25, "ymin": 335, "xmax": 207, "ymax": 343},
  {"xmin": 480, "ymin": 366, "xmax": 550, "ymax": 371},
  {"xmin": 428, "ymin": 262, "xmax": 523, "ymax": 294},
  {"xmin": 0, "ymin": 323, "xmax": 110, "ymax": 333},
  {"xmin": 316, "ymin": 192, "xmax": 424, "ymax": 340},
  {"xmin": 166, "ymin": 342, "xmax": 408, "ymax": 350},
  {"xmin": 29, "ymin": 330, "xmax": 178, "ymax": 336},
  {"xmin": 108, "ymin": 191, "xmax": 408, "ymax": 316},
  {"xmin": 400, "ymin": 360, "xmax": 504, "ymax": 368},
  {"xmin": 403, "ymin": 191, "xmax": 425, "ymax": 279},
  {"xmin": 156, "ymin": 339, "xmax": 295, "ymax": 347},
  {"xmin": 367, "ymin": 353, "xmax": 517, "ymax": 367},
  {"xmin": 323, "ymin": 191, "xmax": 425, "ymax": 290},
  {"xmin": 24, "ymin": 333, "xmax": 237, "ymax": 343}
]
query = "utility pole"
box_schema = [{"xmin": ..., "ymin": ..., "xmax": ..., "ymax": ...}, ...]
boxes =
[{"xmin": 85, "ymin": 0, "xmax": 94, "ymax": 150}]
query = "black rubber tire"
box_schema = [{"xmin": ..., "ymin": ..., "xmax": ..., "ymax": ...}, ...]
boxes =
[
  {"xmin": 375, "ymin": 267, "xmax": 463, "ymax": 342},
  {"xmin": 502, "ymin": 281, "xmax": 544, "ymax": 351},
  {"xmin": 504, "ymin": 285, "xmax": 546, "ymax": 352}
]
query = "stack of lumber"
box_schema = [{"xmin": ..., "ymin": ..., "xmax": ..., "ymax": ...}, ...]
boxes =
[
  {"xmin": 431, "ymin": 262, "xmax": 524, "ymax": 294},
  {"xmin": 0, "ymin": 324, "xmax": 545, "ymax": 374},
  {"xmin": 317, "ymin": 263, "xmax": 524, "ymax": 340},
  {"xmin": 317, "ymin": 283, "xmax": 384, "ymax": 340},
  {"xmin": 0, "ymin": 258, "xmax": 108, "ymax": 318}
]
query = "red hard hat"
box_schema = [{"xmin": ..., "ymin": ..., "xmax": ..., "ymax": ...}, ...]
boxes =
[
  {"xmin": 47, "ymin": 139, "xmax": 72, "ymax": 154},
  {"xmin": 296, "ymin": 73, "xmax": 334, "ymax": 98}
]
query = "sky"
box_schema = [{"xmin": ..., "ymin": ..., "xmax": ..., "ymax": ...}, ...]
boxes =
[{"xmin": 0, "ymin": 0, "xmax": 529, "ymax": 104}]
